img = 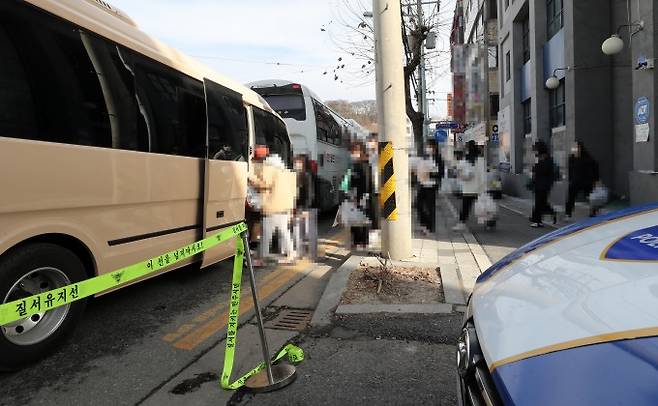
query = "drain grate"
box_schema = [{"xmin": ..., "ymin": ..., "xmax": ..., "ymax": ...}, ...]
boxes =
[{"xmin": 265, "ymin": 309, "xmax": 313, "ymax": 331}]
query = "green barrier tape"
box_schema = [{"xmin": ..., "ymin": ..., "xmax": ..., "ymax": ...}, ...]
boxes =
[
  {"xmin": 0, "ymin": 222, "xmax": 248, "ymax": 327},
  {"xmin": 220, "ymin": 237, "xmax": 304, "ymax": 390}
]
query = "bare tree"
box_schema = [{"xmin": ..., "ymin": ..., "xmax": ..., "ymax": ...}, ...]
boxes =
[{"xmin": 328, "ymin": 0, "xmax": 451, "ymax": 154}]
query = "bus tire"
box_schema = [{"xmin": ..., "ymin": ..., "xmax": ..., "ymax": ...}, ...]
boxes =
[{"xmin": 0, "ymin": 243, "xmax": 88, "ymax": 370}]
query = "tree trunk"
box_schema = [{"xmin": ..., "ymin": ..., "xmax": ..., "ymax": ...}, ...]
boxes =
[{"xmin": 403, "ymin": 25, "xmax": 428, "ymax": 156}]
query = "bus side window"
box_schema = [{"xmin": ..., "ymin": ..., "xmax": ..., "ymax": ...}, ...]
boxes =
[
  {"xmin": 204, "ymin": 79, "xmax": 248, "ymax": 162},
  {"xmin": 0, "ymin": 1, "xmax": 111, "ymax": 148},
  {"xmin": 131, "ymin": 56, "xmax": 206, "ymax": 157}
]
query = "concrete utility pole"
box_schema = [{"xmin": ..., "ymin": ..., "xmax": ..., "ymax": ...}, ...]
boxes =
[
  {"xmin": 417, "ymin": 0, "xmax": 429, "ymax": 145},
  {"xmin": 373, "ymin": 0, "xmax": 412, "ymax": 260}
]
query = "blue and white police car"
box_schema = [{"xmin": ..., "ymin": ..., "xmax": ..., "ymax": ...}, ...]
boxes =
[{"xmin": 457, "ymin": 203, "xmax": 658, "ymax": 405}]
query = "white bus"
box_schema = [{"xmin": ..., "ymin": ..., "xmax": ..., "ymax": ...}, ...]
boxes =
[
  {"xmin": 248, "ymin": 80, "xmax": 353, "ymax": 211},
  {"xmin": 0, "ymin": 0, "xmax": 290, "ymax": 368}
]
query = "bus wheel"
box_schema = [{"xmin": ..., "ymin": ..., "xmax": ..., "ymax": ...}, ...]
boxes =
[{"xmin": 0, "ymin": 243, "xmax": 88, "ymax": 370}]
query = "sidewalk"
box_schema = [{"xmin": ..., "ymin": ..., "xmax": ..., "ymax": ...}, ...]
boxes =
[{"xmin": 498, "ymin": 194, "xmax": 628, "ymax": 229}]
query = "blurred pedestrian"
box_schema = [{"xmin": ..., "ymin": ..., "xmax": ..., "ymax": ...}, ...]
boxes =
[
  {"xmin": 530, "ymin": 140, "xmax": 557, "ymax": 228},
  {"xmin": 416, "ymin": 139, "xmax": 440, "ymax": 234},
  {"xmin": 252, "ymin": 150, "xmax": 297, "ymax": 263},
  {"xmin": 565, "ymin": 141, "xmax": 599, "ymax": 219},
  {"xmin": 293, "ymin": 154, "xmax": 317, "ymax": 259},
  {"xmin": 453, "ymin": 141, "xmax": 484, "ymax": 231},
  {"xmin": 366, "ymin": 134, "xmax": 380, "ymax": 230},
  {"xmin": 246, "ymin": 145, "xmax": 269, "ymax": 266},
  {"xmin": 346, "ymin": 141, "xmax": 372, "ymax": 248}
]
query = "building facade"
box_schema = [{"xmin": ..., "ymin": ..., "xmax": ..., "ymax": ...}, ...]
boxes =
[
  {"xmin": 495, "ymin": 0, "xmax": 658, "ymax": 205},
  {"xmin": 451, "ymin": 0, "xmax": 500, "ymax": 164}
]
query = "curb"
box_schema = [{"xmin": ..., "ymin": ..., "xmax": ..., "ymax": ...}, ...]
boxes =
[{"xmin": 310, "ymin": 255, "xmax": 361, "ymax": 327}]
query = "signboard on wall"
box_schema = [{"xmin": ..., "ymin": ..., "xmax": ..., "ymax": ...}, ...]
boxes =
[{"xmin": 635, "ymin": 96, "xmax": 651, "ymax": 143}]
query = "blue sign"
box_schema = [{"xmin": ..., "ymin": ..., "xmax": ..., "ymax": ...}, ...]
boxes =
[
  {"xmin": 435, "ymin": 129, "xmax": 448, "ymax": 143},
  {"xmin": 635, "ymin": 96, "xmax": 650, "ymax": 125},
  {"xmin": 498, "ymin": 162, "xmax": 511, "ymax": 173},
  {"xmin": 436, "ymin": 121, "xmax": 459, "ymax": 130},
  {"xmin": 603, "ymin": 225, "xmax": 658, "ymax": 261}
]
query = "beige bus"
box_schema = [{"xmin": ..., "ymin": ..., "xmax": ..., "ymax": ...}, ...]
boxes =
[{"xmin": 0, "ymin": 0, "xmax": 291, "ymax": 369}]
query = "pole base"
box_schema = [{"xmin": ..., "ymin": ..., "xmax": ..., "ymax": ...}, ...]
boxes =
[{"xmin": 244, "ymin": 363, "xmax": 297, "ymax": 393}]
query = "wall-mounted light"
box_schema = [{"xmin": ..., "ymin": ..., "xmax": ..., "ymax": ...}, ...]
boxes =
[
  {"xmin": 601, "ymin": 21, "xmax": 644, "ymax": 56},
  {"xmin": 545, "ymin": 67, "xmax": 570, "ymax": 90}
]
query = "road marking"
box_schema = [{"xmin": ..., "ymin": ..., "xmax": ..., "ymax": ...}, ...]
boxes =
[
  {"xmin": 162, "ymin": 227, "xmax": 347, "ymax": 350},
  {"xmin": 173, "ymin": 262, "xmax": 308, "ymax": 350},
  {"xmin": 160, "ymin": 269, "xmax": 283, "ymax": 344}
]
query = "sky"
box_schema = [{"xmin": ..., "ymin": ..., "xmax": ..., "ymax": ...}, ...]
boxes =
[{"xmin": 109, "ymin": 0, "xmax": 454, "ymax": 119}]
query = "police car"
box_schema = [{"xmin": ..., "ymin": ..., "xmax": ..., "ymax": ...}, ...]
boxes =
[{"xmin": 457, "ymin": 203, "xmax": 658, "ymax": 405}]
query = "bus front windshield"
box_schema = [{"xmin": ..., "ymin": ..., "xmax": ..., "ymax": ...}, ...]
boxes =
[{"xmin": 263, "ymin": 95, "xmax": 306, "ymax": 121}]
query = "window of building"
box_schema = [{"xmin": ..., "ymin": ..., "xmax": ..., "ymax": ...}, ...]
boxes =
[
  {"xmin": 505, "ymin": 0, "xmax": 509, "ymax": 10},
  {"xmin": 522, "ymin": 18, "xmax": 530, "ymax": 63},
  {"xmin": 547, "ymin": 0, "xmax": 563, "ymax": 39},
  {"xmin": 488, "ymin": 46, "xmax": 498, "ymax": 68},
  {"xmin": 490, "ymin": 94, "xmax": 500, "ymax": 119},
  {"xmin": 522, "ymin": 99, "xmax": 532, "ymax": 134},
  {"xmin": 549, "ymin": 79, "xmax": 565, "ymax": 128},
  {"xmin": 505, "ymin": 51, "xmax": 511, "ymax": 81},
  {"xmin": 488, "ymin": 0, "xmax": 497, "ymax": 19}
]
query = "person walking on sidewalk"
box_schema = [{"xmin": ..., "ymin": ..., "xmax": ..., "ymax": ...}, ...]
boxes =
[
  {"xmin": 341, "ymin": 141, "xmax": 373, "ymax": 249},
  {"xmin": 366, "ymin": 134, "xmax": 380, "ymax": 230},
  {"xmin": 565, "ymin": 141, "xmax": 599, "ymax": 219},
  {"xmin": 530, "ymin": 140, "xmax": 557, "ymax": 228},
  {"xmin": 415, "ymin": 139, "xmax": 440, "ymax": 235},
  {"xmin": 293, "ymin": 154, "xmax": 317, "ymax": 258},
  {"xmin": 453, "ymin": 141, "xmax": 484, "ymax": 232}
]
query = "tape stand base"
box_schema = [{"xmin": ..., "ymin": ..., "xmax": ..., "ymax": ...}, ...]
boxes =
[
  {"xmin": 241, "ymin": 232, "xmax": 297, "ymax": 393},
  {"xmin": 244, "ymin": 363, "xmax": 297, "ymax": 393}
]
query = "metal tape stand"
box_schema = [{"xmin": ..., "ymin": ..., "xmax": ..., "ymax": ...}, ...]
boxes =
[{"xmin": 241, "ymin": 232, "xmax": 297, "ymax": 392}]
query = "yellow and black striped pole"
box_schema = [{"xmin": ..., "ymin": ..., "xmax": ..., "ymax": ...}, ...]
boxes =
[{"xmin": 379, "ymin": 142, "xmax": 398, "ymax": 221}]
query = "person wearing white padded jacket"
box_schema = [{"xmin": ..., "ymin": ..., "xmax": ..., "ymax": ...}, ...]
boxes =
[{"xmin": 453, "ymin": 140, "xmax": 485, "ymax": 231}]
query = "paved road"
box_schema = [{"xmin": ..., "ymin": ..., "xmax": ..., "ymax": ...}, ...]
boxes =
[{"xmin": 0, "ymin": 212, "xmax": 338, "ymax": 405}]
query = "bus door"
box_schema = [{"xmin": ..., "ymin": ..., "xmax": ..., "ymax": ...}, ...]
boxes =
[{"xmin": 201, "ymin": 79, "xmax": 249, "ymax": 267}]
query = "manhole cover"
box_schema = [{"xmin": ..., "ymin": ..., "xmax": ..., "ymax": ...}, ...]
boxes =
[{"xmin": 265, "ymin": 309, "xmax": 313, "ymax": 331}]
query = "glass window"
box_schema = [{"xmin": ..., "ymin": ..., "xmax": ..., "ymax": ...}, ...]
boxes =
[
  {"xmin": 253, "ymin": 108, "xmax": 291, "ymax": 167},
  {"xmin": 522, "ymin": 19, "xmax": 530, "ymax": 63},
  {"xmin": 549, "ymin": 79, "xmax": 565, "ymax": 128},
  {"xmin": 204, "ymin": 79, "xmax": 248, "ymax": 161},
  {"xmin": 0, "ymin": 1, "xmax": 111, "ymax": 148},
  {"xmin": 313, "ymin": 99, "xmax": 340, "ymax": 145},
  {"xmin": 490, "ymin": 94, "xmax": 500, "ymax": 119},
  {"xmin": 505, "ymin": 51, "xmax": 511, "ymax": 81},
  {"xmin": 547, "ymin": 0, "xmax": 563, "ymax": 39},
  {"xmin": 522, "ymin": 99, "xmax": 532, "ymax": 134},
  {"xmin": 82, "ymin": 35, "xmax": 150, "ymax": 151},
  {"xmin": 132, "ymin": 54, "xmax": 207, "ymax": 157},
  {"xmin": 262, "ymin": 94, "xmax": 306, "ymax": 121}
]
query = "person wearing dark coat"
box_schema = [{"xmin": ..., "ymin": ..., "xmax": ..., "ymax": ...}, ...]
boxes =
[
  {"xmin": 530, "ymin": 140, "xmax": 557, "ymax": 227},
  {"xmin": 348, "ymin": 141, "xmax": 372, "ymax": 247},
  {"xmin": 565, "ymin": 141, "xmax": 599, "ymax": 219},
  {"xmin": 416, "ymin": 139, "xmax": 440, "ymax": 234}
]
